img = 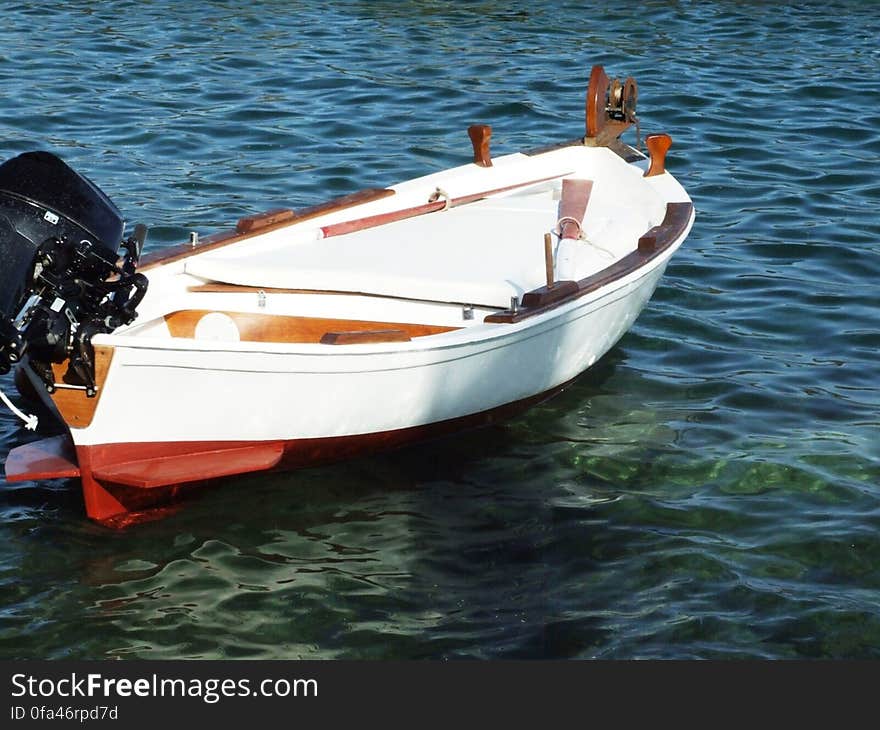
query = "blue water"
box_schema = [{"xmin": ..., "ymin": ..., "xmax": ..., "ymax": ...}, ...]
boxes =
[{"xmin": 1, "ymin": 0, "xmax": 879, "ymax": 659}]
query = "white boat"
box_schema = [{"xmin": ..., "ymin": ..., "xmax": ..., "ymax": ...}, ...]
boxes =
[{"xmin": 0, "ymin": 66, "xmax": 693, "ymax": 525}]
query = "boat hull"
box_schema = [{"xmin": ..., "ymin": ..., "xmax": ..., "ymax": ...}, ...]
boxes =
[{"xmin": 8, "ymin": 253, "xmax": 672, "ymax": 523}]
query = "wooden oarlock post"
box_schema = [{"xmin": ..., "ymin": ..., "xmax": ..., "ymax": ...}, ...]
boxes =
[
  {"xmin": 544, "ymin": 232, "xmax": 555, "ymax": 288},
  {"xmin": 468, "ymin": 124, "xmax": 493, "ymax": 167},
  {"xmin": 644, "ymin": 133, "xmax": 672, "ymax": 177}
]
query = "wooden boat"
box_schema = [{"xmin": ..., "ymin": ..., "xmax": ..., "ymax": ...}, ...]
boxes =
[{"xmin": 0, "ymin": 66, "xmax": 693, "ymax": 525}]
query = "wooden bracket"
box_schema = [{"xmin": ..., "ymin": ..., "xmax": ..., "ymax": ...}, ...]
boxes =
[
  {"xmin": 468, "ymin": 124, "xmax": 492, "ymax": 167},
  {"xmin": 644, "ymin": 134, "xmax": 672, "ymax": 177}
]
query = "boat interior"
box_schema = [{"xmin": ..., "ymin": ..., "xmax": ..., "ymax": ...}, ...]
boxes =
[{"xmin": 116, "ymin": 142, "xmax": 687, "ymax": 349}]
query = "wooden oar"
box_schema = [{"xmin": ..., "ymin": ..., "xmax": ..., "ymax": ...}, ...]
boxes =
[
  {"xmin": 557, "ymin": 178, "xmax": 594, "ymax": 241},
  {"xmin": 553, "ymin": 178, "xmax": 594, "ymax": 282}
]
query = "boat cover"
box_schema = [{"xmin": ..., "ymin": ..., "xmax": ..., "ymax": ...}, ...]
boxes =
[{"xmin": 184, "ymin": 173, "xmax": 665, "ymax": 309}]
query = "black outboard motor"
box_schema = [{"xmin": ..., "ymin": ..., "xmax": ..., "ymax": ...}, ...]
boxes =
[{"xmin": 0, "ymin": 151, "xmax": 147, "ymax": 396}]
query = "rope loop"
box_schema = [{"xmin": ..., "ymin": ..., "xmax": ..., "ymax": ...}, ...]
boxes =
[
  {"xmin": 428, "ymin": 187, "xmax": 452, "ymax": 211},
  {"xmin": 555, "ymin": 216, "xmax": 585, "ymax": 240}
]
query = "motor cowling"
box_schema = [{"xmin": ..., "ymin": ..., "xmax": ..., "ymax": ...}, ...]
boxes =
[{"xmin": 0, "ymin": 151, "xmax": 147, "ymax": 395}]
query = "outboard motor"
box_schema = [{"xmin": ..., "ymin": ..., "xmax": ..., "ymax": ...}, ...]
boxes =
[{"xmin": 0, "ymin": 151, "xmax": 147, "ymax": 397}]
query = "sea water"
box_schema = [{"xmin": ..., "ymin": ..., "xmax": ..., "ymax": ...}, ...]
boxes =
[{"xmin": 0, "ymin": 0, "xmax": 878, "ymax": 659}]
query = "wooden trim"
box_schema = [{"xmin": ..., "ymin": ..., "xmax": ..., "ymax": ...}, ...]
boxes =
[
  {"xmin": 293, "ymin": 187, "xmax": 396, "ymax": 221},
  {"xmin": 521, "ymin": 281, "xmax": 579, "ymax": 309},
  {"xmin": 320, "ymin": 329, "xmax": 411, "ymax": 345},
  {"xmin": 468, "ymin": 124, "xmax": 493, "ymax": 167},
  {"xmin": 236, "ymin": 208, "xmax": 295, "ymax": 234},
  {"xmin": 164, "ymin": 310, "xmax": 456, "ymax": 344},
  {"xmin": 49, "ymin": 345, "xmax": 114, "ymax": 429},
  {"xmin": 644, "ymin": 133, "xmax": 672, "ymax": 177},
  {"xmin": 485, "ymin": 201, "xmax": 693, "ymax": 323},
  {"xmin": 139, "ymin": 188, "xmax": 395, "ymax": 270}
]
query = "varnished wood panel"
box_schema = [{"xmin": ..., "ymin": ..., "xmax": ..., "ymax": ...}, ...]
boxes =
[
  {"xmin": 320, "ymin": 329, "xmax": 411, "ymax": 345},
  {"xmin": 164, "ymin": 310, "xmax": 457, "ymax": 344},
  {"xmin": 49, "ymin": 345, "xmax": 115, "ymax": 429},
  {"xmin": 520, "ymin": 281, "xmax": 579, "ymax": 308}
]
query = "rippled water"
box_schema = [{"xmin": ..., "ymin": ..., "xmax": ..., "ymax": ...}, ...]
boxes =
[{"xmin": 0, "ymin": 0, "xmax": 878, "ymax": 659}]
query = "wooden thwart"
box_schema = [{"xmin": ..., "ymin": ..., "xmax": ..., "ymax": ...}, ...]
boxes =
[
  {"xmin": 165, "ymin": 310, "xmax": 455, "ymax": 344},
  {"xmin": 320, "ymin": 330, "xmax": 411, "ymax": 345}
]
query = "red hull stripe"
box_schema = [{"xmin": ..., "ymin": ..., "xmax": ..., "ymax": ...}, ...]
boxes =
[{"xmin": 64, "ymin": 375, "xmax": 578, "ymax": 523}]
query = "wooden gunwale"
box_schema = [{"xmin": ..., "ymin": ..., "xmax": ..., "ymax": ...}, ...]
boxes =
[
  {"xmin": 484, "ymin": 201, "xmax": 693, "ymax": 324},
  {"xmin": 139, "ymin": 188, "xmax": 395, "ymax": 270}
]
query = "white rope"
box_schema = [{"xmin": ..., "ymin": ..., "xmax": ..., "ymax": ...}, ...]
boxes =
[
  {"xmin": 429, "ymin": 187, "xmax": 452, "ymax": 211},
  {"xmin": 0, "ymin": 386, "xmax": 38, "ymax": 431}
]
